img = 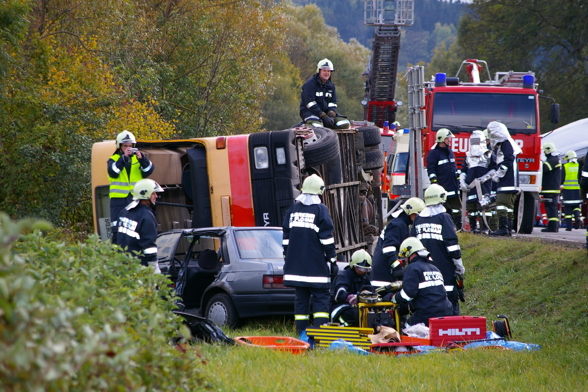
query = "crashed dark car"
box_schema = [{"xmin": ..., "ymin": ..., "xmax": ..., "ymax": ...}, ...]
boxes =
[{"xmin": 156, "ymin": 226, "xmax": 295, "ymax": 327}]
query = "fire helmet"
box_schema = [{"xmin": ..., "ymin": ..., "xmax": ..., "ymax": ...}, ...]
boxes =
[
  {"xmin": 316, "ymin": 58, "xmax": 335, "ymax": 73},
  {"xmin": 424, "ymin": 184, "xmax": 447, "ymax": 206},
  {"xmin": 301, "ymin": 174, "xmax": 325, "ymax": 195},
  {"xmin": 564, "ymin": 150, "xmax": 577, "ymax": 161},
  {"xmin": 350, "ymin": 249, "xmax": 372, "ymax": 272},
  {"xmin": 116, "ymin": 130, "xmax": 136, "ymax": 149},
  {"xmin": 133, "ymin": 179, "xmax": 164, "ymax": 200},
  {"xmin": 542, "ymin": 142, "xmax": 557, "ymax": 155},
  {"xmin": 436, "ymin": 128, "xmax": 454, "ymax": 143},
  {"xmin": 401, "ymin": 197, "xmax": 426, "ymax": 215},
  {"xmin": 398, "ymin": 237, "xmax": 426, "ymax": 258}
]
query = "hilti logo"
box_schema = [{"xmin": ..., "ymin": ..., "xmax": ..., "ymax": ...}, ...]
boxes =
[{"xmin": 438, "ymin": 328, "xmax": 481, "ymax": 336}]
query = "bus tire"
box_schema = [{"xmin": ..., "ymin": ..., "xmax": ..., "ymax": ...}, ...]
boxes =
[
  {"xmin": 302, "ymin": 127, "xmax": 340, "ymax": 167},
  {"xmin": 357, "ymin": 126, "xmax": 382, "ymax": 147},
  {"xmin": 364, "ymin": 148, "xmax": 384, "ymax": 170}
]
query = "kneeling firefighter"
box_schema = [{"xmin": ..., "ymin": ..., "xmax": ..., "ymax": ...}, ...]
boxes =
[{"xmin": 330, "ymin": 249, "xmax": 373, "ymax": 327}]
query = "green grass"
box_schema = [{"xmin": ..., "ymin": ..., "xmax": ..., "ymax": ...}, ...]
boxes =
[{"xmin": 193, "ymin": 234, "xmax": 588, "ymax": 391}]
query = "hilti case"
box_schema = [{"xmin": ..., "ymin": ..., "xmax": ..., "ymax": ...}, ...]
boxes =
[{"xmin": 428, "ymin": 316, "xmax": 486, "ymax": 346}]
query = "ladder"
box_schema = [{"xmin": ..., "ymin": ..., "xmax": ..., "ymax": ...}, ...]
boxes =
[{"xmin": 495, "ymin": 71, "xmax": 535, "ymax": 87}]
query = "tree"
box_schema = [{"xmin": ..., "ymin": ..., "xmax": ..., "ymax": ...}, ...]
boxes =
[{"xmin": 457, "ymin": 0, "xmax": 588, "ymax": 128}]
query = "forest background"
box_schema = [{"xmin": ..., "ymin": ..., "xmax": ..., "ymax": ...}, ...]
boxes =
[{"xmin": 0, "ymin": 0, "xmax": 587, "ymax": 231}]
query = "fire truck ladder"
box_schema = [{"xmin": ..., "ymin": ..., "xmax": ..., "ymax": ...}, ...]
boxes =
[
  {"xmin": 495, "ymin": 71, "xmax": 536, "ymax": 87},
  {"xmin": 369, "ymin": 26, "xmax": 401, "ymax": 103}
]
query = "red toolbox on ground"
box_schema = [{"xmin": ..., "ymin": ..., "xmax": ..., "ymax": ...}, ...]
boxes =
[{"xmin": 429, "ymin": 316, "xmax": 486, "ymax": 346}]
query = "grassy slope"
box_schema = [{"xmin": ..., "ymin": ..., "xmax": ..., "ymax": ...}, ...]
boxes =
[{"xmin": 196, "ymin": 234, "xmax": 588, "ymax": 391}]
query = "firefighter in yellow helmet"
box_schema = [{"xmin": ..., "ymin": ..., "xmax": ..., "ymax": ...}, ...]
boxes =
[
  {"xmin": 282, "ymin": 174, "xmax": 337, "ymax": 335},
  {"xmin": 386, "ymin": 237, "xmax": 452, "ymax": 327},
  {"xmin": 107, "ymin": 131, "xmax": 155, "ymax": 244},
  {"xmin": 330, "ymin": 249, "xmax": 373, "ymax": 327},
  {"xmin": 540, "ymin": 142, "xmax": 562, "ymax": 232},
  {"xmin": 299, "ymin": 58, "xmax": 350, "ymax": 130}
]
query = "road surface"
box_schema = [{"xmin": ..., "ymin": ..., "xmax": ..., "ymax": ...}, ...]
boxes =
[{"xmin": 515, "ymin": 226, "xmax": 586, "ymax": 248}]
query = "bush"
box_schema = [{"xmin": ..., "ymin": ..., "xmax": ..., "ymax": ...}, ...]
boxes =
[{"xmin": 0, "ymin": 213, "xmax": 209, "ymax": 391}]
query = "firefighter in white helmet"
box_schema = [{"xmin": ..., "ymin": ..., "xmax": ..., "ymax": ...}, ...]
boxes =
[
  {"xmin": 282, "ymin": 174, "xmax": 338, "ymax": 335},
  {"xmin": 411, "ymin": 184, "xmax": 464, "ymax": 316},
  {"xmin": 107, "ymin": 130, "xmax": 155, "ymax": 244},
  {"xmin": 117, "ymin": 179, "xmax": 163, "ymax": 273},
  {"xmin": 371, "ymin": 197, "xmax": 426, "ymax": 287},
  {"xmin": 426, "ymin": 128, "xmax": 462, "ymax": 230},
  {"xmin": 299, "ymin": 58, "xmax": 350, "ymax": 130},
  {"xmin": 330, "ymin": 249, "xmax": 373, "ymax": 327},
  {"xmin": 384, "ymin": 237, "xmax": 452, "ymax": 327},
  {"xmin": 540, "ymin": 142, "xmax": 562, "ymax": 232},
  {"xmin": 459, "ymin": 130, "xmax": 496, "ymax": 233},
  {"xmin": 561, "ymin": 150, "xmax": 582, "ymax": 231}
]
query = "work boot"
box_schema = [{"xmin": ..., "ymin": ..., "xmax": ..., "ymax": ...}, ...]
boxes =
[
  {"xmin": 469, "ymin": 216, "xmax": 478, "ymax": 234},
  {"xmin": 574, "ymin": 211, "xmax": 581, "ymax": 229},
  {"xmin": 479, "ymin": 218, "xmax": 489, "ymax": 235},
  {"xmin": 565, "ymin": 218, "xmax": 573, "ymax": 231},
  {"xmin": 489, "ymin": 216, "xmax": 510, "ymax": 236},
  {"xmin": 453, "ymin": 215, "xmax": 463, "ymax": 231},
  {"xmin": 541, "ymin": 221, "xmax": 558, "ymax": 233}
]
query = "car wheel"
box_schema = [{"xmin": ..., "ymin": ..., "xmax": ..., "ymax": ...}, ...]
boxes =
[
  {"xmin": 302, "ymin": 127, "xmax": 340, "ymax": 167},
  {"xmin": 205, "ymin": 293, "xmax": 241, "ymax": 328},
  {"xmin": 357, "ymin": 126, "xmax": 382, "ymax": 147}
]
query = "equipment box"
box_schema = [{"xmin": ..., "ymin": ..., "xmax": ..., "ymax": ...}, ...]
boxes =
[{"xmin": 429, "ymin": 316, "xmax": 486, "ymax": 346}]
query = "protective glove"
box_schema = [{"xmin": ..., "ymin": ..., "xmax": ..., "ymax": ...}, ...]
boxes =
[
  {"xmin": 492, "ymin": 165, "xmax": 507, "ymax": 182},
  {"xmin": 346, "ymin": 294, "xmax": 358, "ymax": 306},
  {"xmin": 330, "ymin": 262, "xmax": 339, "ymax": 278},
  {"xmin": 453, "ymin": 258, "xmax": 465, "ymax": 275},
  {"xmin": 322, "ymin": 116, "xmax": 335, "ymax": 128},
  {"xmin": 479, "ymin": 169, "xmax": 496, "ymax": 183},
  {"xmin": 327, "ymin": 110, "xmax": 337, "ymax": 118},
  {"xmin": 455, "ymin": 273, "xmax": 465, "ymax": 302},
  {"xmin": 459, "ymin": 172, "xmax": 468, "ymax": 192},
  {"xmin": 430, "ymin": 176, "xmax": 438, "ymax": 183}
]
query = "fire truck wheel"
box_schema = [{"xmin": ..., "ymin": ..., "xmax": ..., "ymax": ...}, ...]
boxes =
[
  {"xmin": 357, "ymin": 126, "xmax": 382, "ymax": 147},
  {"xmin": 302, "ymin": 127, "xmax": 340, "ymax": 167},
  {"xmin": 205, "ymin": 293, "xmax": 241, "ymax": 328},
  {"xmin": 364, "ymin": 148, "xmax": 384, "ymax": 170},
  {"xmin": 514, "ymin": 192, "xmax": 536, "ymax": 234}
]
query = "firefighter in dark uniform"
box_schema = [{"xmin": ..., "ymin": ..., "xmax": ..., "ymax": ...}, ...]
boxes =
[
  {"xmin": 299, "ymin": 58, "xmax": 350, "ymax": 129},
  {"xmin": 411, "ymin": 184, "xmax": 464, "ymax": 316},
  {"xmin": 387, "ymin": 237, "xmax": 452, "ymax": 327},
  {"xmin": 561, "ymin": 150, "xmax": 582, "ymax": 231},
  {"xmin": 282, "ymin": 174, "xmax": 338, "ymax": 335},
  {"xmin": 460, "ymin": 130, "xmax": 496, "ymax": 234},
  {"xmin": 117, "ymin": 179, "xmax": 163, "ymax": 272},
  {"xmin": 371, "ymin": 197, "xmax": 426, "ymax": 287},
  {"xmin": 108, "ymin": 130, "xmax": 154, "ymax": 244},
  {"xmin": 540, "ymin": 142, "xmax": 562, "ymax": 232},
  {"xmin": 427, "ymin": 128, "xmax": 462, "ymax": 230},
  {"xmin": 487, "ymin": 121, "xmax": 521, "ymax": 236},
  {"xmin": 330, "ymin": 249, "xmax": 373, "ymax": 327}
]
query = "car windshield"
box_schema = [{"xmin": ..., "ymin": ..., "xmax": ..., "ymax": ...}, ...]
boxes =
[
  {"xmin": 432, "ymin": 92, "xmax": 537, "ymax": 134},
  {"xmin": 234, "ymin": 229, "xmax": 284, "ymax": 259},
  {"xmin": 392, "ymin": 152, "xmax": 408, "ymax": 174}
]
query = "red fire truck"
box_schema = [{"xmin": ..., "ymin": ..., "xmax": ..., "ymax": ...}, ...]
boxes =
[{"xmin": 406, "ymin": 59, "xmax": 560, "ymax": 233}]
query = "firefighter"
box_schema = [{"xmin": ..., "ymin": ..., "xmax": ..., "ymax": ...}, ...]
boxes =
[
  {"xmin": 460, "ymin": 130, "xmax": 496, "ymax": 234},
  {"xmin": 411, "ymin": 184, "xmax": 464, "ymax": 316},
  {"xmin": 426, "ymin": 128, "xmax": 462, "ymax": 230},
  {"xmin": 561, "ymin": 150, "xmax": 582, "ymax": 230},
  {"xmin": 386, "ymin": 237, "xmax": 452, "ymax": 327},
  {"xmin": 117, "ymin": 179, "xmax": 163, "ymax": 272},
  {"xmin": 107, "ymin": 130, "xmax": 155, "ymax": 244},
  {"xmin": 330, "ymin": 249, "xmax": 373, "ymax": 327},
  {"xmin": 487, "ymin": 121, "xmax": 522, "ymax": 237},
  {"xmin": 371, "ymin": 197, "xmax": 426, "ymax": 286},
  {"xmin": 540, "ymin": 142, "xmax": 562, "ymax": 232},
  {"xmin": 282, "ymin": 174, "xmax": 338, "ymax": 335},
  {"xmin": 299, "ymin": 58, "xmax": 350, "ymax": 130}
]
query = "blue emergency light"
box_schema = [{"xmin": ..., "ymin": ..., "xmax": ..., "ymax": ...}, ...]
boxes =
[
  {"xmin": 435, "ymin": 73, "xmax": 447, "ymax": 87},
  {"xmin": 522, "ymin": 75, "xmax": 534, "ymax": 89}
]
